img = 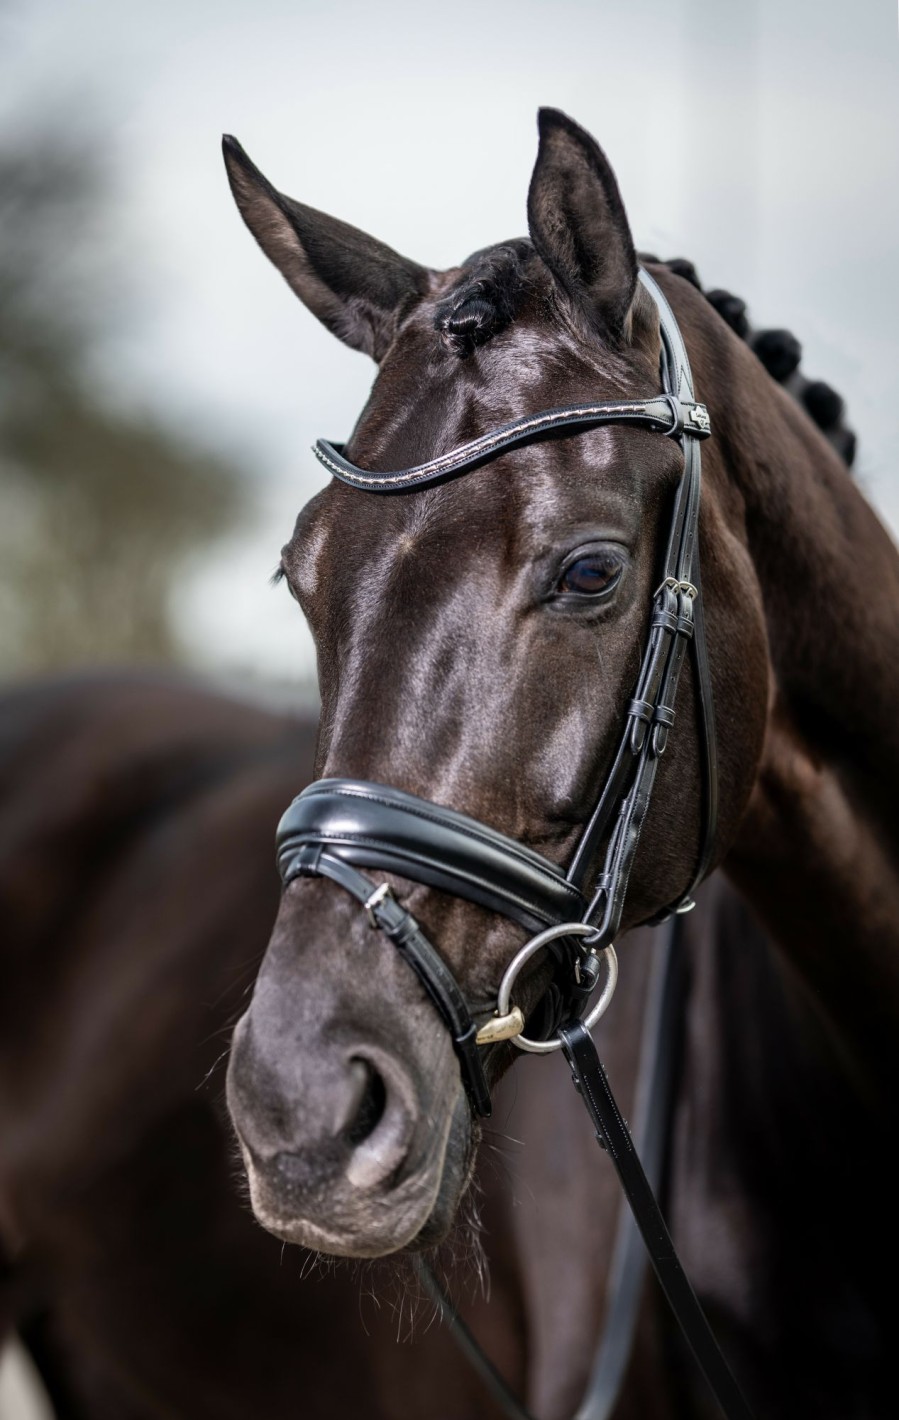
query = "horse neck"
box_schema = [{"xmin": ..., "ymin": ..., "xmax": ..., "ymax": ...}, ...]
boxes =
[{"xmin": 715, "ymin": 337, "xmax": 899, "ymax": 1100}]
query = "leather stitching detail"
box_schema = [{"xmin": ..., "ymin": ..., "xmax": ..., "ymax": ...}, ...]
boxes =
[
  {"xmin": 314, "ymin": 397, "xmax": 678, "ymax": 488},
  {"xmin": 301, "ymin": 784, "xmax": 581, "ymax": 892},
  {"xmin": 282, "ymin": 830, "xmax": 578, "ymax": 922}
]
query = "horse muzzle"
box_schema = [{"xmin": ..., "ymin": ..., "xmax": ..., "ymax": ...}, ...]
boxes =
[{"xmin": 225, "ymin": 932, "xmax": 472, "ymax": 1256}]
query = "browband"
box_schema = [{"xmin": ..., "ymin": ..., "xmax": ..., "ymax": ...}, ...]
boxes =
[{"xmin": 314, "ymin": 394, "xmax": 710, "ymax": 492}]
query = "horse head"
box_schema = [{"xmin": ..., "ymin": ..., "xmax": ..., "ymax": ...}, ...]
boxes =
[{"xmin": 224, "ymin": 110, "xmax": 770, "ymax": 1258}]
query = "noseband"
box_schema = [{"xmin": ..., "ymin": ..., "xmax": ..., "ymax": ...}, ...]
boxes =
[
  {"xmin": 273, "ymin": 271, "xmax": 751, "ymax": 1418},
  {"xmin": 276, "ymin": 268, "xmax": 718, "ymax": 1116}
]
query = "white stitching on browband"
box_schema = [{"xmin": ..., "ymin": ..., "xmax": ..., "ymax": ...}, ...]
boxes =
[
  {"xmin": 315, "ymin": 396, "xmax": 678, "ymax": 488},
  {"xmin": 315, "ymin": 400, "xmax": 664, "ymax": 486}
]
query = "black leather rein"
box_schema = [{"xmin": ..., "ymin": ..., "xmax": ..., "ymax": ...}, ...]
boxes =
[{"xmin": 275, "ymin": 269, "xmax": 752, "ymax": 1419}]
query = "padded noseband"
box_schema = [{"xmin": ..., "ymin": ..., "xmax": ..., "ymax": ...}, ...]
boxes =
[{"xmin": 278, "ymin": 779, "xmax": 586, "ymax": 934}]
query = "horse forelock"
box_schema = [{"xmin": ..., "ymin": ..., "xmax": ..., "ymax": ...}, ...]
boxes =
[{"xmin": 432, "ymin": 238, "xmax": 537, "ymax": 359}]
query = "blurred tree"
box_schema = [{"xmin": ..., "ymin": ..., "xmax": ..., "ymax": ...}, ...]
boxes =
[{"xmin": 0, "ymin": 130, "xmax": 245, "ymax": 674}]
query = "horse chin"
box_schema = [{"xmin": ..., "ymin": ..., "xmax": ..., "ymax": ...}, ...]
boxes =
[
  {"xmin": 403, "ymin": 1100, "xmax": 480, "ymax": 1253},
  {"xmin": 239, "ymin": 1090, "xmax": 476, "ymax": 1260}
]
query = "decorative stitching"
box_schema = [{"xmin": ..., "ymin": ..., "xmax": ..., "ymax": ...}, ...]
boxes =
[
  {"xmin": 313, "ymin": 396, "xmax": 680, "ymax": 489},
  {"xmin": 299, "ymin": 784, "xmax": 582, "ymax": 893},
  {"xmin": 281, "ymin": 829, "xmax": 581, "ymax": 923}
]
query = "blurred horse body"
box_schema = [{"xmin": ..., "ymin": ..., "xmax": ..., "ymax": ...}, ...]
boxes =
[{"xmin": 0, "ymin": 674, "xmax": 895, "ymax": 1418}]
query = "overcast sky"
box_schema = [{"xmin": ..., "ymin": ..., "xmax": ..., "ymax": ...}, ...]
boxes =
[{"xmin": 1, "ymin": 0, "xmax": 897, "ymax": 685}]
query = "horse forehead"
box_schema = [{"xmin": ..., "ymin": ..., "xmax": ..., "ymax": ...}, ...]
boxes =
[
  {"xmin": 371, "ymin": 285, "xmax": 643, "ymax": 419},
  {"xmin": 315, "ymin": 418, "xmax": 672, "ymax": 568}
]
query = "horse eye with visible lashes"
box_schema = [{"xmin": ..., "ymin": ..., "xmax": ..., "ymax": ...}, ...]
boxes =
[{"xmin": 556, "ymin": 551, "xmax": 624, "ymax": 599}]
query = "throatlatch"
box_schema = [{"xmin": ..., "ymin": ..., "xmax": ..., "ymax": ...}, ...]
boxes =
[{"xmin": 275, "ymin": 269, "xmax": 751, "ymax": 1420}]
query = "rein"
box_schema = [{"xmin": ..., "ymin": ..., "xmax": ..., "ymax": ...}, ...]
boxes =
[{"xmin": 275, "ymin": 270, "xmax": 752, "ymax": 1419}]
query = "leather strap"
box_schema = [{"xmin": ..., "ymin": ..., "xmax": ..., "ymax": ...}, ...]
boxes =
[
  {"xmin": 560, "ymin": 1021, "xmax": 753, "ymax": 1420},
  {"xmin": 641, "ymin": 268, "xmax": 719, "ymax": 906},
  {"xmin": 418, "ymin": 917, "xmax": 685, "ymax": 1420},
  {"xmin": 565, "ymin": 271, "xmax": 718, "ymax": 926},
  {"xmin": 414, "ymin": 1258, "xmax": 534, "ymax": 1420},
  {"xmin": 574, "ymin": 916, "xmax": 684, "ymax": 1419},
  {"xmin": 418, "ymin": 920, "xmax": 753, "ymax": 1420},
  {"xmin": 285, "ymin": 842, "xmax": 491, "ymax": 1117},
  {"xmin": 314, "ymin": 393, "xmax": 709, "ymax": 493}
]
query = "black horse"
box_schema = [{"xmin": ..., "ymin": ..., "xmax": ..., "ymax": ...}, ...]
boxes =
[
  {"xmin": 222, "ymin": 109, "xmax": 899, "ymax": 1415},
  {"xmin": 1, "ymin": 107, "xmax": 896, "ymax": 1418},
  {"xmin": 0, "ymin": 674, "xmax": 782, "ymax": 1419}
]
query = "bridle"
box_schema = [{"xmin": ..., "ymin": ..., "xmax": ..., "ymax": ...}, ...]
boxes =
[
  {"xmin": 274, "ymin": 269, "xmax": 752, "ymax": 1419},
  {"xmin": 278, "ymin": 268, "xmax": 716, "ymax": 1108}
]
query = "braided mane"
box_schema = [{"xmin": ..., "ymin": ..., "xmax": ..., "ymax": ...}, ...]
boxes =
[{"xmin": 433, "ymin": 243, "xmax": 856, "ymax": 468}]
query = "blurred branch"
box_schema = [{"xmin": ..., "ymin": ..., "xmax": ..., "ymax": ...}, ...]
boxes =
[{"xmin": 0, "ymin": 124, "xmax": 246, "ymax": 677}]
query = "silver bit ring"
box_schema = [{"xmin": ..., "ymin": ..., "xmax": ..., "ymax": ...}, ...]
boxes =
[{"xmin": 482, "ymin": 922, "xmax": 618, "ymax": 1055}]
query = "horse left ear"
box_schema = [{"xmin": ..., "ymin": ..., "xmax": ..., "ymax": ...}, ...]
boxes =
[
  {"xmin": 222, "ymin": 136, "xmax": 432, "ymax": 362},
  {"xmin": 527, "ymin": 109, "xmax": 638, "ymax": 346}
]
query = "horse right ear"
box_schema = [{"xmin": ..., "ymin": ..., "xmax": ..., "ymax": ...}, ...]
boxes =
[
  {"xmin": 222, "ymin": 136, "xmax": 432, "ymax": 363},
  {"xmin": 527, "ymin": 109, "xmax": 639, "ymax": 347}
]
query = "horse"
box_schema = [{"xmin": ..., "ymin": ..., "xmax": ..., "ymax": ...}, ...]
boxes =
[
  {"xmin": 0, "ymin": 672, "xmax": 773, "ymax": 1419},
  {"xmin": 1, "ymin": 106, "xmax": 894, "ymax": 1419},
  {"xmin": 219, "ymin": 106, "xmax": 899, "ymax": 1417}
]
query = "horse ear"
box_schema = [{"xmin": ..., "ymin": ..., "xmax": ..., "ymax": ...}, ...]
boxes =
[
  {"xmin": 527, "ymin": 109, "xmax": 638, "ymax": 346},
  {"xmin": 222, "ymin": 136, "xmax": 432, "ymax": 362}
]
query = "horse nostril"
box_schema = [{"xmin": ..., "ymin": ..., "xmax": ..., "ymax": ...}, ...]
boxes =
[
  {"xmin": 342, "ymin": 1050, "xmax": 418, "ymax": 1192},
  {"xmin": 343, "ymin": 1057, "xmax": 387, "ymax": 1147}
]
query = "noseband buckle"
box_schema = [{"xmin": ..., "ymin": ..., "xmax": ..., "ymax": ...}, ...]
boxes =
[{"xmin": 363, "ymin": 881, "xmax": 394, "ymax": 928}]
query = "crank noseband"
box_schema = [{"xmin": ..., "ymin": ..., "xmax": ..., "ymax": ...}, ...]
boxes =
[{"xmin": 277, "ymin": 780, "xmax": 593, "ymax": 1117}]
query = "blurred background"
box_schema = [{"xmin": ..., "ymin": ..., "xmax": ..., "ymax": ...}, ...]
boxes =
[
  {"xmin": 0, "ymin": 0, "xmax": 897, "ymax": 704},
  {"xmin": 0, "ymin": 0, "xmax": 896, "ymax": 1412}
]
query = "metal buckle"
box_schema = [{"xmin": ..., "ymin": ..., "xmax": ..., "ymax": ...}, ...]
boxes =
[
  {"xmin": 363, "ymin": 882, "xmax": 393, "ymax": 928},
  {"xmin": 685, "ymin": 402, "xmax": 711, "ymax": 434},
  {"xmin": 475, "ymin": 922, "xmax": 619, "ymax": 1055},
  {"xmin": 654, "ymin": 576, "xmax": 698, "ymax": 600}
]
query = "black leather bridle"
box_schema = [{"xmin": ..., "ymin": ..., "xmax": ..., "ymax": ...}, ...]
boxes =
[
  {"xmin": 278, "ymin": 268, "xmax": 717, "ymax": 1111},
  {"xmin": 274, "ymin": 269, "xmax": 752, "ymax": 1419}
]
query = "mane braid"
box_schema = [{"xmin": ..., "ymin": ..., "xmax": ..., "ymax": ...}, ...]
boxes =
[
  {"xmin": 644, "ymin": 254, "xmax": 857, "ymax": 468},
  {"xmin": 434, "ymin": 238, "xmax": 856, "ymax": 466}
]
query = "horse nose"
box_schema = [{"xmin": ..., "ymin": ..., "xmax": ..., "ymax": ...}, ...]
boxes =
[{"xmin": 227, "ymin": 1016, "xmax": 419, "ymax": 1195}]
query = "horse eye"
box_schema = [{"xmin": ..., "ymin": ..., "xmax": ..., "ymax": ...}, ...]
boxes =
[{"xmin": 558, "ymin": 552, "xmax": 623, "ymax": 598}]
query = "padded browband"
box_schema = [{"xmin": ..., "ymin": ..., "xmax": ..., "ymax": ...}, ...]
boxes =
[
  {"xmin": 314, "ymin": 394, "xmax": 710, "ymax": 492},
  {"xmin": 277, "ymin": 779, "xmax": 586, "ymax": 934}
]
